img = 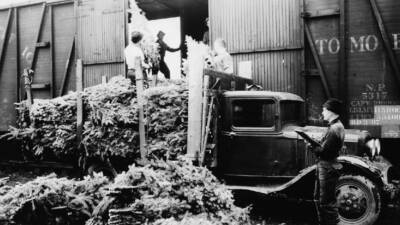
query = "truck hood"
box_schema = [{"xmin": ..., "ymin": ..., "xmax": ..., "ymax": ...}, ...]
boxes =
[{"xmin": 281, "ymin": 125, "xmax": 364, "ymax": 143}]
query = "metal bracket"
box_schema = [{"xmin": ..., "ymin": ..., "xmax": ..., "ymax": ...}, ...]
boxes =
[{"xmin": 35, "ymin": 41, "xmax": 50, "ymax": 48}]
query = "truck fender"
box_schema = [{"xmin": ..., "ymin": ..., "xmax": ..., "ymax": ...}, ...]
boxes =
[
  {"xmin": 228, "ymin": 156, "xmax": 389, "ymax": 198},
  {"xmin": 228, "ymin": 165, "xmax": 317, "ymax": 197},
  {"xmin": 337, "ymin": 155, "xmax": 385, "ymax": 187},
  {"xmin": 281, "ymin": 156, "xmax": 393, "ymax": 200}
]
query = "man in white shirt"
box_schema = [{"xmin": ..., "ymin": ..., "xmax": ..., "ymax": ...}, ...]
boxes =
[
  {"xmin": 124, "ymin": 31, "xmax": 147, "ymax": 83},
  {"xmin": 208, "ymin": 38, "xmax": 233, "ymax": 74}
]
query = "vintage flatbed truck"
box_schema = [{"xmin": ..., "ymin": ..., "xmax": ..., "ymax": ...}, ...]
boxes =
[{"xmin": 187, "ymin": 69, "xmax": 400, "ymax": 225}]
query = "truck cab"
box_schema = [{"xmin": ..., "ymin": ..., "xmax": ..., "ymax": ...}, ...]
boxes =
[
  {"xmin": 219, "ymin": 91, "xmax": 307, "ymax": 180},
  {"xmin": 209, "ymin": 90, "xmax": 399, "ymax": 225}
]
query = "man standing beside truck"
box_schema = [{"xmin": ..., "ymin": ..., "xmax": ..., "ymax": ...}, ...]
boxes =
[{"xmin": 309, "ymin": 98, "xmax": 345, "ymax": 225}]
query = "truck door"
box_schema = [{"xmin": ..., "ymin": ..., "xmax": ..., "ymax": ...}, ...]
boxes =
[{"xmin": 219, "ymin": 98, "xmax": 300, "ymax": 178}]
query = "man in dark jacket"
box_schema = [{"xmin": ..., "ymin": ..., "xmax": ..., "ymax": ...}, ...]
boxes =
[
  {"xmin": 153, "ymin": 31, "xmax": 180, "ymax": 79},
  {"xmin": 310, "ymin": 98, "xmax": 345, "ymax": 225}
]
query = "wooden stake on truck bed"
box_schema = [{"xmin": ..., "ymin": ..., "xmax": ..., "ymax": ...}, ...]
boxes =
[
  {"xmin": 200, "ymin": 95, "xmax": 214, "ymax": 165},
  {"xmin": 201, "ymin": 75, "xmax": 210, "ymax": 158},
  {"xmin": 76, "ymin": 59, "xmax": 83, "ymax": 145},
  {"xmin": 134, "ymin": 56, "xmax": 148, "ymax": 163},
  {"xmin": 186, "ymin": 39, "xmax": 207, "ymax": 162}
]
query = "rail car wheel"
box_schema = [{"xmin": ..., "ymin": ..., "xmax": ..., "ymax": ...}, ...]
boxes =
[{"xmin": 336, "ymin": 175, "xmax": 381, "ymax": 225}]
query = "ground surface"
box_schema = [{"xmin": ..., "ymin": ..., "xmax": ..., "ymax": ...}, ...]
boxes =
[
  {"xmin": 244, "ymin": 194, "xmax": 400, "ymax": 225},
  {"xmin": 1, "ymin": 168, "xmax": 399, "ymax": 225}
]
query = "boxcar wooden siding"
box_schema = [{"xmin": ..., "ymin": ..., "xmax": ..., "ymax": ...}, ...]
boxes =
[
  {"xmin": 0, "ymin": 0, "xmax": 127, "ymax": 131},
  {"xmin": 305, "ymin": 0, "xmax": 400, "ymax": 137},
  {"xmin": 209, "ymin": 0, "xmax": 304, "ymax": 96},
  {"xmin": 75, "ymin": 0, "xmax": 127, "ymax": 88},
  {"xmin": 0, "ymin": 1, "xmax": 75, "ymax": 131}
]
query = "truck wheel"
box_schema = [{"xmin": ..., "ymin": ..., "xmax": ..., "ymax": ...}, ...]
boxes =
[{"xmin": 336, "ymin": 175, "xmax": 381, "ymax": 225}]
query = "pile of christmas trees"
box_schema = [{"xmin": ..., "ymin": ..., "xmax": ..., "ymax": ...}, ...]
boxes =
[
  {"xmin": 3, "ymin": 76, "xmax": 188, "ymax": 163},
  {"xmin": 0, "ymin": 158, "xmax": 250, "ymax": 225},
  {"xmin": 0, "ymin": 173, "xmax": 109, "ymax": 225},
  {"xmin": 86, "ymin": 157, "xmax": 250, "ymax": 225}
]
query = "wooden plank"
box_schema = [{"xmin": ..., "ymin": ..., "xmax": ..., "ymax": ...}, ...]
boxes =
[
  {"xmin": 203, "ymin": 69, "xmax": 253, "ymax": 83},
  {"xmin": 300, "ymin": 0, "xmax": 306, "ymax": 121},
  {"xmin": 134, "ymin": 56, "xmax": 147, "ymax": 162},
  {"xmin": 179, "ymin": 7, "xmax": 187, "ymax": 59},
  {"xmin": 82, "ymin": 59, "xmax": 125, "ymax": 66},
  {"xmin": 339, "ymin": 0, "xmax": 348, "ymax": 125},
  {"xmin": 0, "ymin": 9, "xmax": 12, "ymax": 71},
  {"xmin": 124, "ymin": 0, "xmax": 129, "ymax": 81},
  {"xmin": 200, "ymin": 95, "xmax": 214, "ymax": 165},
  {"xmin": 230, "ymin": 45, "xmax": 303, "ymax": 55},
  {"xmin": 59, "ymin": 39, "xmax": 74, "ymax": 96},
  {"xmin": 209, "ymin": 104, "xmax": 218, "ymax": 168},
  {"xmin": 201, "ymin": 75, "xmax": 210, "ymax": 158},
  {"xmin": 31, "ymin": 83, "xmax": 50, "ymax": 90},
  {"xmin": 304, "ymin": 23, "xmax": 332, "ymax": 98},
  {"xmin": 369, "ymin": 0, "xmax": 400, "ymax": 88},
  {"xmin": 203, "ymin": 69, "xmax": 252, "ymax": 91},
  {"xmin": 50, "ymin": 5, "xmax": 55, "ymax": 97},
  {"xmin": 30, "ymin": 3, "xmax": 46, "ymax": 70},
  {"xmin": 187, "ymin": 41, "xmax": 205, "ymax": 161},
  {"xmin": 301, "ymin": 8, "xmax": 340, "ymax": 18},
  {"xmin": 76, "ymin": 59, "xmax": 83, "ymax": 145},
  {"xmin": 15, "ymin": 8, "xmax": 21, "ymax": 101}
]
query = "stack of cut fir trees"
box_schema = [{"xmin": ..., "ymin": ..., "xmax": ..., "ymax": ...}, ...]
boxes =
[
  {"xmin": 5, "ymin": 76, "xmax": 188, "ymax": 161},
  {"xmin": 0, "ymin": 76, "xmax": 251, "ymax": 225},
  {"xmin": 0, "ymin": 159, "xmax": 250, "ymax": 225}
]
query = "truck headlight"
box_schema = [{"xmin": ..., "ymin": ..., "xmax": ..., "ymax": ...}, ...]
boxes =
[{"xmin": 366, "ymin": 138, "xmax": 381, "ymax": 158}]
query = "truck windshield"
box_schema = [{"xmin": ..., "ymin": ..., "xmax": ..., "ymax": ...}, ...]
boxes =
[
  {"xmin": 281, "ymin": 101, "xmax": 302, "ymax": 126},
  {"xmin": 232, "ymin": 99, "xmax": 275, "ymax": 128}
]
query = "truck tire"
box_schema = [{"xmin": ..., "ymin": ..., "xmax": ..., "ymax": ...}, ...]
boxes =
[{"xmin": 336, "ymin": 175, "xmax": 381, "ymax": 225}]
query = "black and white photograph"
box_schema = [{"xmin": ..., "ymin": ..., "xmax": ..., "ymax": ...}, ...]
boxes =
[{"xmin": 0, "ymin": 0, "xmax": 400, "ymax": 224}]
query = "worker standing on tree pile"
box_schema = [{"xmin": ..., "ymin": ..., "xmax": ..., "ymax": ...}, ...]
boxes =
[
  {"xmin": 124, "ymin": 31, "xmax": 149, "ymax": 84},
  {"xmin": 206, "ymin": 38, "xmax": 233, "ymax": 74},
  {"xmin": 308, "ymin": 98, "xmax": 345, "ymax": 225},
  {"xmin": 153, "ymin": 31, "xmax": 181, "ymax": 79}
]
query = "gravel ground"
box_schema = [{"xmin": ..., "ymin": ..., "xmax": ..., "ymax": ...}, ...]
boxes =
[
  {"xmin": 1, "ymin": 169, "xmax": 399, "ymax": 225},
  {"xmin": 236, "ymin": 191, "xmax": 400, "ymax": 225}
]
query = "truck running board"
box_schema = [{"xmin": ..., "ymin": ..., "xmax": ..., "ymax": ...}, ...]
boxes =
[
  {"xmin": 228, "ymin": 185, "xmax": 282, "ymax": 195},
  {"xmin": 227, "ymin": 165, "xmax": 317, "ymax": 196}
]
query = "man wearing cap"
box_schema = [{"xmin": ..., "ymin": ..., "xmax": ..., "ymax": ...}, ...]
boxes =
[
  {"xmin": 124, "ymin": 31, "xmax": 148, "ymax": 84},
  {"xmin": 309, "ymin": 98, "xmax": 345, "ymax": 225}
]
